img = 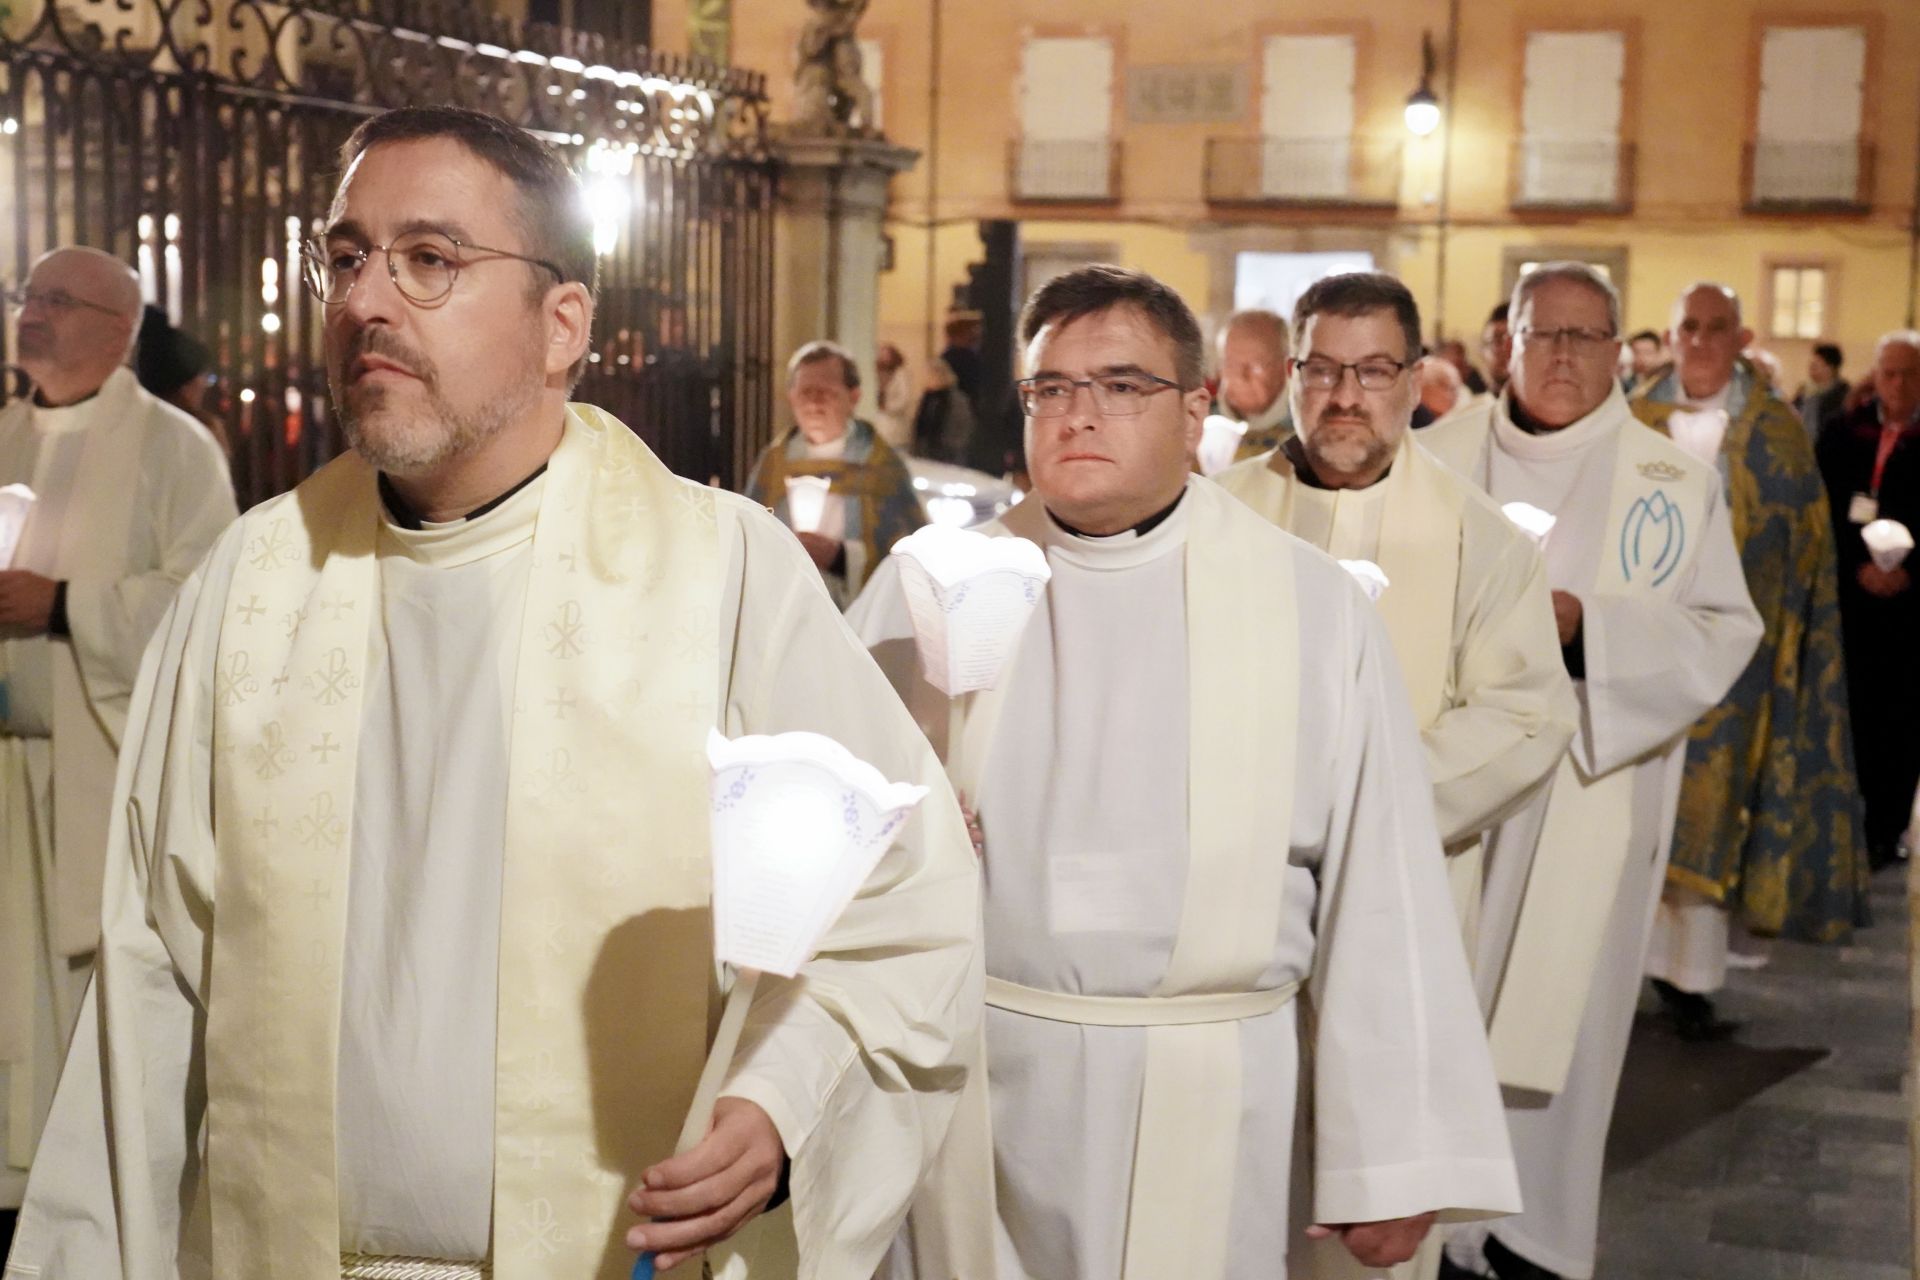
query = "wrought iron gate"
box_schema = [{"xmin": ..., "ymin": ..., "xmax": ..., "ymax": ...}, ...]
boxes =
[{"xmin": 0, "ymin": 0, "xmax": 776, "ymax": 506}]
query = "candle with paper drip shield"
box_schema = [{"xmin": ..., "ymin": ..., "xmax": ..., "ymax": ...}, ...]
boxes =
[
  {"xmin": 0, "ymin": 484, "xmax": 35, "ymax": 568},
  {"xmin": 1500, "ymin": 501, "xmax": 1557, "ymax": 548},
  {"xmin": 783, "ymin": 474, "xmax": 833, "ymax": 535},
  {"xmin": 1338, "ymin": 559, "xmax": 1390, "ymax": 603},
  {"xmin": 1862, "ymin": 518, "xmax": 1914, "ymax": 572},
  {"xmin": 1195, "ymin": 414, "xmax": 1248, "ymax": 477},
  {"xmin": 890, "ymin": 525, "xmax": 1052, "ymax": 697},
  {"xmin": 632, "ymin": 730, "xmax": 929, "ymax": 1280}
]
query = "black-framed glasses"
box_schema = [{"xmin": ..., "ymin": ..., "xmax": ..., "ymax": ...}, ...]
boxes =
[
  {"xmin": 1017, "ymin": 371, "xmax": 1184, "ymax": 417},
  {"xmin": 4, "ymin": 286, "xmax": 124, "ymax": 319},
  {"xmin": 1516, "ymin": 326, "xmax": 1617, "ymax": 354},
  {"xmin": 1294, "ymin": 356, "xmax": 1411, "ymax": 391},
  {"xmin": 301, "ymin": 230, "xmax": 565, "ymax": 306}
]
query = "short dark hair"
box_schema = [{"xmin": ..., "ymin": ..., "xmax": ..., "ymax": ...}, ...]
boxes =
[
  {"xmin": 1018, "ymin": 264, "xmax": 1204, "ymax": 389},
  {"xmin": 336, "ymin": 106, "xmax": 597, "ymax": 383},
  {"xmin": 1487, "ymin": 302, "xmax": 1510, "ymax": 326},
  {"xmin": 1629, "ymin": 329, "xmax": 1662, "ymax": 347},
  {"xmin": 787, "ymin": 339, "xmax": 860, "ymax": 388},
  {"xmin": 1814, "ymin": 342, "xmax": 1844, "ymax": 369},
  {"xmin": 1291, "ymin": 271, "xmax": 1423, "ymax": 363}
]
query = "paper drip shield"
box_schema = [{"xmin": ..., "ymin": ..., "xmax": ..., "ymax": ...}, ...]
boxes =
[
  {"xmin": 891, "ymin": 525, "xmax": 1052, "ymax": 696},
  {"xmin": 706, "ymin": 729, "xmax": 928, "ymax": 978}
]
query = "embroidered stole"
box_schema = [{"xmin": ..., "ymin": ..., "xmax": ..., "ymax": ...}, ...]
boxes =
[
  {"xmin": 910, "ymin": 478, "xmax": 1301, "ymax": 1280},
  {"xmin": 206, "ymin": 406, "xmax": 726, "ymax": 1278},
  {"xmin": 1486, "ymin": 421, "xmax": 1713, "ymax": 1093}
]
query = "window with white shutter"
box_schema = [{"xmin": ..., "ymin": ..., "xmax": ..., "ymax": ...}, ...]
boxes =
[
  {"xmin": 1016, "ymin": 36, "xmax": 1116, "ymax": 200},
  {"xmin": 1752, "ymin": 26, "xmax": 1867, "ymax": 206},
  {"xmin": 1516, "ymin": 31, "xmax": 1627, "ymax": 208}
]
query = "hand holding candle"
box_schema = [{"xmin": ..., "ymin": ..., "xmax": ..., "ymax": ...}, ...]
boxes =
[{"xmin": 631, "ymin": 730, "xmax": 929, "ymax": 1276}]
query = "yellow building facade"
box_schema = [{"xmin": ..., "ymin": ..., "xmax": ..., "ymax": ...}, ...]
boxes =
[{"xmin": 659, "ymin": 0, "xmax": 1919, "ymax": 391}]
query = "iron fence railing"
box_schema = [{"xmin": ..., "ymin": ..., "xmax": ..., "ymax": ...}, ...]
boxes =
[{"xmin": 0, "ymin": 0, "xmax": 777, "ymax": 504}]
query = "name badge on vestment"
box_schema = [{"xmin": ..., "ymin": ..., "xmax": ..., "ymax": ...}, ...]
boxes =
[{"xmin": 1849, "ymin": 492, "xmax": 1880, "ymax": 525}]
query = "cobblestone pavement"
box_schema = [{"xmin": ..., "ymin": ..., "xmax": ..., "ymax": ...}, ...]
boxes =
[{"xmin": 1598, "ymin": 863, "xmax": 1912, "ymax": 1279}]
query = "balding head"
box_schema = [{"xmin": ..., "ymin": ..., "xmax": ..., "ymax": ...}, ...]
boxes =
[
  {"xmin": 1217, "ymin": 309, "xmax": 1289, "ymax": 421},
  {"xmin": 1417, "ymin": 356, "xmax": 1465, "ymax": 418},
  {"xmin": 1667, "ymin": 281, "xmax": 1751, "ymax": 401},
  {"xmin": 15, "ymin": 247, "xmax": 144, "ymax": 405},
  {"xmin": 1873, "ymin": 329, "xmax": 1920, "ymax": 426}
]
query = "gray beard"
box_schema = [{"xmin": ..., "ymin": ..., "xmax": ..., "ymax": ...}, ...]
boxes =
[{"xmin": 336, "ymin": 376, "xmax": 537, "ymax": 477}]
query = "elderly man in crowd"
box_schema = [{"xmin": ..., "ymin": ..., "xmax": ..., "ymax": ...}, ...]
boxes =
[
  {"xmin": 1818, "ymin": 330, "xmax": 1920, "ymax": 870},
  {"xmin": 1214, "ymin": 307, "xmax": 1296, "ymax": 462},
  {"xmin": 1424, "ymin": 262, "xmax": 1760, "ymax": 1280},
  {"xmin": 1629, "ymin": 282, "xmax": 1866, "ymax": 1039},
  {"xmin": 745, "ymin": 340, "xmax": 927, "ymax": 606},
  {"xmin": 0, "ymin": 248, "xmax": 235, "ymax": 1251}
]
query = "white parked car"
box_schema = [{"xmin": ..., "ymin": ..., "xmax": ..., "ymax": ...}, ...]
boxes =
[{"xmin": 904, "ymin": 455, "xmax": 1022, "ymax": 528}]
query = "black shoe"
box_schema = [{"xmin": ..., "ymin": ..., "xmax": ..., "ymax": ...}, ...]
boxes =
[
  {"xmin": 1650, "ymin": 978, "xmax": 1737, "ymax": 1042},
  {"xmin": 1484, "ymin": 1235, "xmax": 1564, "ymax": 1280}
]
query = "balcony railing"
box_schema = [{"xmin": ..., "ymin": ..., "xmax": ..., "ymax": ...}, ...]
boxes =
[
  {"xmin": 1510, "ymin": 139, "xmax": 1636, "ymax": 213},
  {"xmin": 1009, "ymin": 139, "xmax": 1121, "ymax": 203},
  {"xmin": 1745, "ymin": 141, "xmax": 1874, "ymax": 211},
  {"xmin": 1204, "ymin": 136, "xmax": 1401, "ymax": 208}
]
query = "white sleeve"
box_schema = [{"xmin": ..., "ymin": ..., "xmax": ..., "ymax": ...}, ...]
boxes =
[
  {"xmin": 7, "ymin": 527, "xmax": 241, "ymax": 1278},
  {"xmin": 1309, "ymin": 592, "xmax": 1521, "ymax": 1225}
]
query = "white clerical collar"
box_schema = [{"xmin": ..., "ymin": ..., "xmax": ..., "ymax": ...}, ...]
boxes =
[
  {"xmin": 1490, "ymin": 383, "xmax": 1630, "ymax": 462},
  {"xmin": 1032, "ymin": 483, "xmax": 1191, "ymax": 571},
  {"xmin": 803, "ymin": 424, "xmax": 853, "ymax": 459},
  {"xmin": 29, "ymin": 366, "xmax": 135, "ymax": 436},
  {"xmin": 379, "ymin": 470, "xmax": 544, "ymax": 569},
  {"xmin": 1677, "ymin": 379, "xmax": 1733, "ymax": 414}
]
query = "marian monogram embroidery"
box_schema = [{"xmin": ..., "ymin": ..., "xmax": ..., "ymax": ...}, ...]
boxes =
[{"xmin": 1620, "ymin": 488, "xmax": 1687, "ymax": 587}]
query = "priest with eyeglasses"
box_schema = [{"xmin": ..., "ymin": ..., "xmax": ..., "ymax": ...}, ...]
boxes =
[
  {"xmin": 6, "ymin": 106, "xmax": 980, "ymax": 1280},
  {"xmin": 852, "ymin": 264, "xmax": 1519, "ymax": 1280},
  {"xmin": 1421, "ymin": 263, "xmax": 1760, "ymax": 1280}
]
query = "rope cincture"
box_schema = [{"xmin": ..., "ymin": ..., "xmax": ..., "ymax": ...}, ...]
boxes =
[{"xmin": 339, "ymin": 1256, "xmax": 490, "ymax": 1280}]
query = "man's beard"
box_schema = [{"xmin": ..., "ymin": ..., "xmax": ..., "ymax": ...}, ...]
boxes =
[
  {"xmin": 1303, "ymin": 409, "xmax": 1394, "ymax": 478},
  {"xmin": 329, "ymin": 328, "xmax": 539, "ymax": 477}
]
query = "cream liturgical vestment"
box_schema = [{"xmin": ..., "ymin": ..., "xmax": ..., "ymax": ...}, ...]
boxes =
[
  {"xmin": 0, "ymin": 366, "xmax": 234, "ymax": 1210},
  {"xmin": 1421, "ymin": 389, "xmax": 1760, "ymax": 1280},
  {"xmin": 850, "ymin": 477, "xmax": 1519, "ymax": 1280},
  {"xmin": 1217, "ymin": 434, "xmax": 1576, "ymax": 961},
  {"xmin": 4, "ymin": 406, "xmax": 981, "ymax": 1280}
]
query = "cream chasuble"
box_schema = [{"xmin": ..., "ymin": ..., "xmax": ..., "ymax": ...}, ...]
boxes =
[
  {"xmin": 852, "ymin": 477, "xmax": 1519, "ymax": 1280},
  {"xmin": 0, "ymin": 367, "xmax": 233, "ymax": 1206},
  {"xmin": 6, "ymin": 406, "xmax": 981, "ymax": 1280},
  {"xmin": 1421, "ymin": 391, "xmax": 1759, "ymax": 1280},
  {"xmin": 1217, "ymin": 435, "xmax": 1575, "ymax": 956}
]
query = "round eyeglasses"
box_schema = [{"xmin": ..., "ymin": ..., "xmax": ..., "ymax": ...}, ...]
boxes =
[
  {"xmin": 301, "ymin": 231, "xmax": 565, "ymax": 306},
  {"xmin": 1017, "ymin": 372, "xmax": 1184, "ymax": 417}
]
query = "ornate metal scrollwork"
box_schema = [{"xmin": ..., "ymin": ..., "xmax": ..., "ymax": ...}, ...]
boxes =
[{"xmin": 0, "ymin": 0, "xmax": 771, "ymax": 161}]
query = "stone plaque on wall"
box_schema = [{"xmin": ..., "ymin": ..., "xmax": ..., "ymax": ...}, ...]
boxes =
[{"xmin": 1126, "ymin": 64, "xmax": 1248, "ymax": 125}]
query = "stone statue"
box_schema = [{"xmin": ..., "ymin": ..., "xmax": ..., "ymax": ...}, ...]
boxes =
[{"xmin": 792, "ymin": 0, "xmax": 875, "ymax": 137}]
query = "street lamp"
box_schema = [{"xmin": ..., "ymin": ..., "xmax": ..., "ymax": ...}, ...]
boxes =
[{"xmin": 1405, "ymin": 32, "xmax": 1442, "ymax": 137}]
